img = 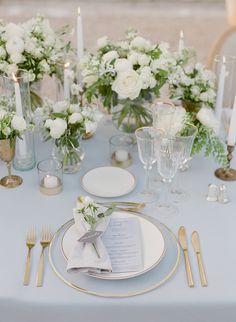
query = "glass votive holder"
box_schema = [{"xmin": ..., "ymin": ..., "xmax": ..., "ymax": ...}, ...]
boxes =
[
  {"xmin": 37, "ymin": 159, "xmax": 63, "ymax": 195},
  {"xmin": 109, "ymin": 135, "xmax": 133, "ymax": 168}
]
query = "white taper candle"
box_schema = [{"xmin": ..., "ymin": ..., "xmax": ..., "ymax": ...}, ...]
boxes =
[{"xmin": 227, "ymin": 94, "xmax": 236, "ymax": 146}]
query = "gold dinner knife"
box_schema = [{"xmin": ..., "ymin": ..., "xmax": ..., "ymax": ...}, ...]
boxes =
[
  {"xmin": 178, "ymin": 226, "xmax": 194, "ymax": 288},
  {"xmin": 191, "ymin": 231, "xmax": 208, "ymax": 287}
]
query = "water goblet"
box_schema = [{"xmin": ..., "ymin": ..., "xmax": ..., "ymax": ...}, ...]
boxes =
[
  {"xmin": 0, "ymin": 138, "xmax": 23, "ymax": 188},
  {"xmin": 135, "ymin": 127, "xmax": 162, "ymax": 202},
  {"xmin": 156, "ymin": 136, "xmax": 183, "ymax": 215},
  {"xmin": 170, "ymin": 124, "xmax": 198, "ymax": 202}
]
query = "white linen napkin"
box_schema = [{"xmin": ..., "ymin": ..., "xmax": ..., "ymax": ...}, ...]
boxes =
[{"xmin": 67, "ymin": 202, "xmax": 112, "ymax": 274}]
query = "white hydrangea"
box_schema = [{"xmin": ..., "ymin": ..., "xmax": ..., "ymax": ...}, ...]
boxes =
[{"xmin": 6, "ymin": 37, "xmax": 24, "ymax": 54}]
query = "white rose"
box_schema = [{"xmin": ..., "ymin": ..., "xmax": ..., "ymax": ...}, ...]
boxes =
[
  {"xmin": 97, "ymin": 36, "xmax": 109, "ymax": 49},
  {"xmin": 11, "ymin": 115, "xmax": 27, "ymax": 132},
  {"xmin": 6, "ymin": 37, "xmax": 24, "ymax": 54},
  {"xmin": 68, "ymin": 112, "xmax": 83, "ymax": 124},
  {"xmin": 102, "ymin": 50, "xmax": 118, "ymax": 62},
  {"xmin": 85, "ymin": 120, "xmax": 97, "ymax": 134},
  {"xmin": 53, "ymin": 101, "xmax": 68, "ymax": 113},
  {"xmin": 112, "ymin": 70, "xmax": 142, "ymax": 100},
  {"xmin": 130, "ymin": 36, "xmax": 151, "ymax": 51},
  {"xmin": 196, "ymin": 106, "xmax": 220, "ymax": 134},
  {"xmin": 191, "ymin": 85, "xmax": 200, "ymax": 96},
  {"xmin": 5, "ymin": 23, "xmax": 24, "ymax": 38},
  {"xmin": 138, "ymin": 54, "xmax": 150, "ymax": 66},
  {"xmin": 49, "ymin": 118, "xmax": 67, "ymax": 139},
  {"xmin": 44, "ymin": 119, "xmax": 53, "ymax": 129},
  {"xmin": 10, "ymin": 53, "xmax": 23, "ymax": 64},
  {"xmin": 0, "ymin": 110, "xmax": 7, "ymax": 120},
  {"xmin": 114, "ymin": 59, "xmax": 132, "ymax": 73},
  {"xmin": 128, "ymin": 52, "xmax": 139, "ymax": 65}
]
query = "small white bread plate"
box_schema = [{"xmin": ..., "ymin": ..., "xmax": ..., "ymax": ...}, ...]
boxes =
[
  {"xmin": 61, "ymin": 211, "xmax": 166, "ymax": 280},
  {"xmin": 81, "ymin": 166, "xmax": 136, "ymax": 198}
]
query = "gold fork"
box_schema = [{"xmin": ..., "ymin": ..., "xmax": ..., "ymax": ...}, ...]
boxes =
[
  {"xmin": 36, "ymin": 226, "xmax": 52, "ymax": 287},
  {"xmin": 23, "ymin": 226, "xmax": 36, "ymax": 286}
]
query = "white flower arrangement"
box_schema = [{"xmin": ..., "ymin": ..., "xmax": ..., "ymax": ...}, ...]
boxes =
[
  {"xmin": 0, "ymin": 95, "xmax": 29, "ymax": 140},
  {"xmin": 0, "ymin": 15, "xmax": 71, "ymax": 82}
]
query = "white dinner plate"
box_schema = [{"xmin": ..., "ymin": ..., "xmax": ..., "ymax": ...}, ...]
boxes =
[
  {"xmin": 61, "ymin": 211, "xmax": 166, "ymax": 280},
  {"xmin": 81, "ymin": 166, "xmax": 136, "ymax": 198}
]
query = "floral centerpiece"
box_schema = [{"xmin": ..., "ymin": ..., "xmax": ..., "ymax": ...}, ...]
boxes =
[
  {"xmin": 81, "ymin": 30, "xmax": 176, "ymax": 133},
  {"xmin": 0, "ymin": 15, "xmax": 72, "ymax": 107},
  {"xmin": 36, "ymin": 99, "xmax": 102, "ymax": 173},
  {"xmin": 169, "ymin": 60, "xmax": 227, "ymax": 166}
]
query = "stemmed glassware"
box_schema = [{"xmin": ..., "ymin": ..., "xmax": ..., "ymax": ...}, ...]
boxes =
[
  {"xmin": 135, "ymin": 126, "xmax": 162, "ymax": 202},
  {"xmin": 156, "ymin": 136, "xmax": 183, "ymax": 215},
  {"xmin": 171, "ymin": 124, "xmax": 198, "ymax": 202}
]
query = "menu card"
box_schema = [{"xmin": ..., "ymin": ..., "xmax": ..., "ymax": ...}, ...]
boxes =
[{"xmin": 102, "ymin": 217, "xmax": 143, "ymax": 273}]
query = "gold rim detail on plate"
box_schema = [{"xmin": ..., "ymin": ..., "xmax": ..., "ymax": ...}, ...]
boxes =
[{"xmin": 48, "ymin": 212, "xmax": 180, "ymax": 298}]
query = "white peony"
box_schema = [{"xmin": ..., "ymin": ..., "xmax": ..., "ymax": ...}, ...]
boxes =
[
  {"xmin": 97, "ymin": 36, "xmax": 109, "ymax": 49},
  {"xmin": 11, "ymin": 115, "xmax": 27, "ymax": 132},
  {"xmin": 49, "ymin": 118, "xmax": 67, "ymax": 139},
  {"xmin": 10, "ymin": 53, "xmax": 23, "ymax": 64},
  {"xmin": 138, "ymin": 54, "xmax": 150, "ymax": 66},
  {"xmin": 114, "ymin": 59, "xmax": 132, "ymax": 73},
  {"xmin": 68, "ymin": 112, "xmax": 83, "ymax": 124},
  {"xmin": 130, "ymin": 36, "xmax": 151, "ymax": 51},
  {"xmin": 6, "ymin": 37, "xmax": 24, "ymax": 54},
  {"xmin": 128, "ymin": 52, "xmax": 139, "ymax": 65},
  {"xmin": 196, "ymin": 106, "xmax": 220, "ymax": 134},
  {"xmin": 102, "ymin": 50, "xmax": 118, "ymax": 62},
  {"xmin": 112, "ymin": 70, "xmax": 142, "ymax": 100},
  {"xmin": 85, "ymin": 120, "xmax": 97, "ymax": 134}
]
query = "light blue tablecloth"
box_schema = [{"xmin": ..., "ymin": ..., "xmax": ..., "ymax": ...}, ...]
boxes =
[{"xmin": 0, "ymin": 120, "xmax": 236, "ymax": 322}]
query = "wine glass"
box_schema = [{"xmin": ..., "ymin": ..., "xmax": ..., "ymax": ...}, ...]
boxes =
[
  {"xmin": 135, "ymin": 127, "xmax": 162, "ymax": 202},
  {"xmin": 0, "ymin": 138, "xmax": 23, "ymax": 188},
  {"xmin": 170, "ymin": 124, "xmax": 197, "ymax": 202},
  {"xmin": 156, "ymin": 136, "xmax": 183, "ymax": 215}
]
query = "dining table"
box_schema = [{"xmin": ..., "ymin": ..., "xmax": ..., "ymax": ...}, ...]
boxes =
[{"xmin": 0, "ymin": 117, "xmax": 235, "ymax": 322}]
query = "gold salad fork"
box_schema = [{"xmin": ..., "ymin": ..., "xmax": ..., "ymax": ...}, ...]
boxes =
[
  {"xmin": 23, "ymin": 226, "xmax": 36, "ymax": 286},
  {"xmin": 36, "ymin": 226, "xmax": 52, "ymax": 287}
]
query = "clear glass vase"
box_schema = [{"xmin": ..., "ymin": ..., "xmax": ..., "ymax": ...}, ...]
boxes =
[
  {"xmin": 52, "ymin": 137, "xmax": 85, "ymax": 174},
  {"xmin": 111, "ymin": 96, "xmax": 153, "ymax": 134}
]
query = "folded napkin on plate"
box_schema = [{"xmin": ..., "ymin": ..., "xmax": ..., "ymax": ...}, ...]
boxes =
[{"xmin": 67, "ymin": 197, "xmax": 112, "ymax": 274}]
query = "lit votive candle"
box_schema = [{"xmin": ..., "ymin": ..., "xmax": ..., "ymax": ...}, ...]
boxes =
[
  {"xmin": 40, "ymin": 175, "xmax": 63, "ymax": 195},
  {"xmin": 112, "ymin": 149, "xmax": 132, "ymax": 168}
]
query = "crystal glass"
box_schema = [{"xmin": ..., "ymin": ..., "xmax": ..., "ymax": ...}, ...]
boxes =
[
  {"xmin": 156, "ymin": 136, "xmax": 183, "ymax": 215},
  {"xmin": 1, "ymin": 72, "xmax": 36, "ymax": 171},
  {"xmin": 135, "ymin": 127, "xmax": 162, "ymax": 202},
  {"xmin": 37, "ymin": 158, "xmax": 63, "ymax": 195},
  {"xmin": 170, "ymin": 124, "xmax": 197, "ymax": 202},
  {"xmin": 109, "ymin": 134, "xmax": 134, "ymax": 168}
]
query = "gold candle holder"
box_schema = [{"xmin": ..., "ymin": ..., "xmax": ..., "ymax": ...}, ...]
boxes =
[
  {"xmin": 0, "ymin": 139, "xmax": 23, "ymax": 188},
  {"xmin": 215, "ymin": 145, "xmax": 236, "ymax": 181}
]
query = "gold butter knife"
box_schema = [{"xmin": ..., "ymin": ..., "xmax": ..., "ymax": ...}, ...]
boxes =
[
  {"xmin": 191, "ymin": 231, "xmax": 208, "ymax": 287},
  {"xmin": 178, "ymin": 226, "xmax": 194, "ymax": 288}
]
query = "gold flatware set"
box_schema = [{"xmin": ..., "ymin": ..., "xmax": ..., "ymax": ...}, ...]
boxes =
[
  {"xmin": 23, "ymin": 226, "xmax": 52, "ymax": 287},
  {"xmin": 178, "ymin": 226, "xmax": 208, "ymax": 288}
]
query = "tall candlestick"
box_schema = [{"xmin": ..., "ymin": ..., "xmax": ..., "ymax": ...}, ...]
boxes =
[
  {"xmin": 12, "ymin": 73, "xmax": 27, "ymax": 156},
  {"xmin": 64, "ymin": 62, "xmax": 70, "ymax": 101},
  {"xmin": 227, "ymin": 95, "xmax": 236, "ymax": 146},
  {"xmin": 215, "ymin": 56, "xmax": 226, "ymax": 121},
  {"xmin": 77, "ymin": 7, "xmax": 84, "ymax": 62},
  {"xmin": 178, "ymin": 30, "xmax": 184, "ymax": 52}
]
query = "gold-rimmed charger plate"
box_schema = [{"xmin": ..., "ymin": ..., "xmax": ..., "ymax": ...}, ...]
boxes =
[
  {"xmin": 61, "ymin": 210, "xmax": 166, "ymax": 280},
  {"xmin": 49, "ymin": 212, "xmax": 180, "ymax": 298}
]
